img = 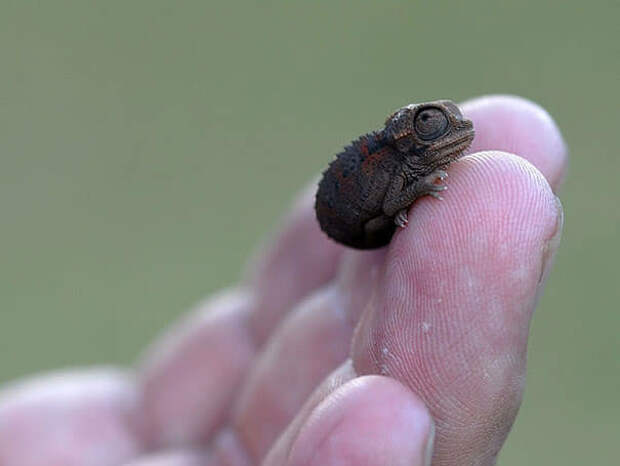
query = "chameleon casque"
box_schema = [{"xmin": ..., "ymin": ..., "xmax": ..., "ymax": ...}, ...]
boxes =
[{"xmin": 315, "ymin": 100, "xmax": 475, "ymax": 249}]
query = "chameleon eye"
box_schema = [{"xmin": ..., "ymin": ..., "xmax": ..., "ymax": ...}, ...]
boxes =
[{"xmin": 414, "ymin": 108, "xmax": 449, "ymax": 141}]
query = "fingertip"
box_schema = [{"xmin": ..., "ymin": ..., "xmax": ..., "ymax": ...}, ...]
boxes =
[
  {"xmin": 0, "ymin": 368, "xmax": 142, "ymax": 466},
  {"xmin": 462, "ymin": 94, "xmax": 568, "ymax": 191},
  {"xmin": 288, "ymin": 376, "xmax": 433, "ymax": 466}
]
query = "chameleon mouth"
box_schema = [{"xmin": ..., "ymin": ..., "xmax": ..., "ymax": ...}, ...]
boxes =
[
  {"xmin": 436, "ymin": 130, "xmax": 475, "ymax": 154},
  {"xmin": 432, "ymin": 125, "xmax": 475, "ymax": 168},
  {"xmin": 437, "ymin": 119, "xmax": 475, "ymax": 151}
]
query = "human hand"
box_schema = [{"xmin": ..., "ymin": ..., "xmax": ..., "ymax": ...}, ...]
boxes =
[{"xmin": 0, "ymin": 95, "xmax": 566, "ymax": 466}]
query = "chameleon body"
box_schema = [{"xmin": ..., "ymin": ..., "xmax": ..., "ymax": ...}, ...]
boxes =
[{"xmin": 315, "ymin": 100, "xmax": 474, "ymax": 249}]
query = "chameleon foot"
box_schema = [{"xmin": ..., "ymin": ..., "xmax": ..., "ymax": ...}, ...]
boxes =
[
  {"xmin": 421, "ymin": 169, "xmax": 448, "ymax": 200},
  {"xmin": 394, "ymin": 209, "xmax": 409, "ymax": 228}
]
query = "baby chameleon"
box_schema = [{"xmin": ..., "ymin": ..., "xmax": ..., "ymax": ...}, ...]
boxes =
[{"xmin": 315, "ymin": 100, "xmax": 475, "ymax": 249}]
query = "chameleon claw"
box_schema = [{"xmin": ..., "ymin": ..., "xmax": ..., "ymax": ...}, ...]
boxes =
[
  {"xmin": 424, "ymin": 169, "xmax": 448, "ymax": 184},
  {"xmin": 435, "ymin": 169, "xmax": 448, "ymax": 181},
  {"xmin": 394, "ymin": 209, "xmax": 409, "ymax": 228},
  {"xmin": 421, "ymin": 172, "xmax": 448, "ymax": 200}
]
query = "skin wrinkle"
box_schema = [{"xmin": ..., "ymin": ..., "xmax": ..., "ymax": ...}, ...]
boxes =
[
  {"xmin": 411, "ymin": 293, "xmax": 524, "ymax": 370},
  {"xmin": 428, "ymin": 329, "xmax": 527, "ymax": 432},
  {"xmin": 374, "ymin": 270, "xmax": 486, "ymax": 380},
  {"xmin": 373, "ymin": 326, "xmax": 478, "ymax": 423},
  {"xmin": 399, "ymin": 334, "xmax": 483, "ymax": 420}
]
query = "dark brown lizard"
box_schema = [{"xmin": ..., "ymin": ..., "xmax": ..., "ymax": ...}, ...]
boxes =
[{"xmin": 315, "ymin": 100, "xmax": 475, "ymax": 249}]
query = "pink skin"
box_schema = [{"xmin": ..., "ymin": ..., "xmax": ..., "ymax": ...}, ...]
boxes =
[
  {"xmin": 0, "ymin": 95, "xmax": 566, "ymax": 466},
  {"xmin": 0, "ymin": 369, "xmax": 141, "ymax": 466},
  {"xmin": 123, "ymin": 450, "xmax": 208, "ymax": 466}
]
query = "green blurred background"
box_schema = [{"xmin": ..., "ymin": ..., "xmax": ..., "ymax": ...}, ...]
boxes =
[{"xmin": 0, "ymin": 1, "xmax": 617, "ymax": 464}]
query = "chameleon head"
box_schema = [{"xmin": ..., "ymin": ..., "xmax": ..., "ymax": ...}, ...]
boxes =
[{"xmin": 384, "ymin": 100, "xmax": 475, "ymax": 169}]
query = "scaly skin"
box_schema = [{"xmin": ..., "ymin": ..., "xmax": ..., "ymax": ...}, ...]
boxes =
[{"xmin": 315, "ymin": 100, "xmax": 475, "ymax": 249}]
